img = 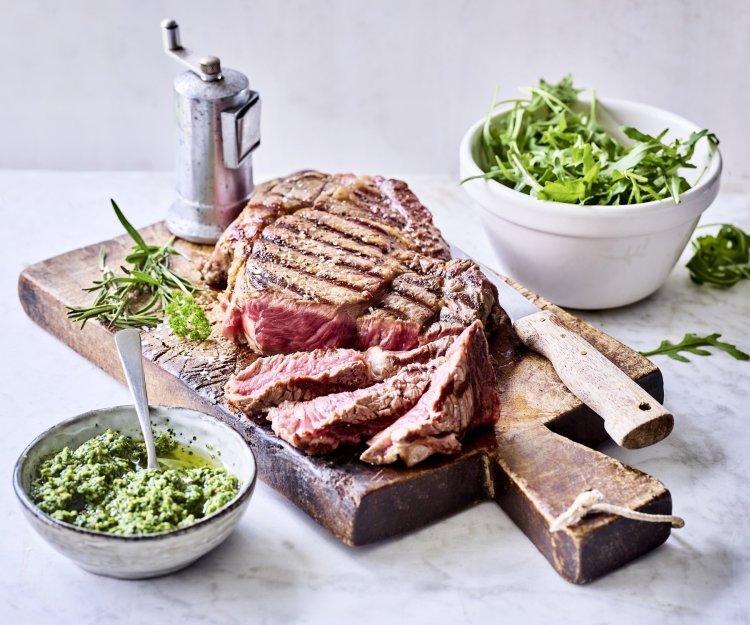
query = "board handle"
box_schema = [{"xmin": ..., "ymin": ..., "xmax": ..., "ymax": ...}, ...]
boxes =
[
  {"xmin": 513, "ymin": 311, "xmax": 673, "ymax": 449},
  {"xmin": 491, "ymin": 423, "xmax": 675, "ymax": 583}
]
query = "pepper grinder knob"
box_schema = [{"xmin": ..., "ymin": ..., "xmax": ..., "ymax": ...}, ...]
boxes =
[{"xmin": 200, "ymin": 56, "xmax": 222, "ymax": 77}]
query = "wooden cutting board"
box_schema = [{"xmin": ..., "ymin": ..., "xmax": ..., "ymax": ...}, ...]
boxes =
[{"xmin": 18, "ymin": 223, "xmax": 675, "ymax": 584}]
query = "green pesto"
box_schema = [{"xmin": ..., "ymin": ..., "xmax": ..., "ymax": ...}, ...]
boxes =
[{"xmin": 30, "ymin": 429, "xmax": 239, "ymax": 535}]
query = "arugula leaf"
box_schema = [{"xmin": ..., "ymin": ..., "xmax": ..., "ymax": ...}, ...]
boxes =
[
  {"xmin": 538, "ymin": 180, "xmax": 587, "ymax": 202},
  {"xmin": 640, "ymin": 333, "xmax": 749, "ymax": 362},
  {"xmin": 465, "ymin": 76, "xmax": 717, "ymax": 206},
  {"xmin": 686, "ymin": 223, "xmax": 750, "ymax": 288}
]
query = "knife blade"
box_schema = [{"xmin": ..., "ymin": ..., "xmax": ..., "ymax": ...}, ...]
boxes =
[{"xmin": 449, "ymin": 242, "xmax": 673, "ymax": 449}]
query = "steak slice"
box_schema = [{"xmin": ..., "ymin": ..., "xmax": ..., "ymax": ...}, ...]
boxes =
[
  {"xmin": 269, "ymin": 362, "xmax": 439, "ymax": 455},
  {"xmin": 360, "ymin": 321, "xmax": 500, "ymax": 466},
  {"xmin": 366, "ymin": 334, "xmax": 455, "ymax": 379},
  {"xmin": 225, "ymin": 335, "xmax": 456, "ymax": 414},
  {"xmin": 224, "ymin": 348, "xmax": 369, "ymax": 414},
  {"xmin": 211, "ymin": 171, "xmax": 497, "ymax": 354}
]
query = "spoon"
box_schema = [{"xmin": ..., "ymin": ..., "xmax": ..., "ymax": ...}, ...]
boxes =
[{"xmin": 114, "ymin": 329, "xmax": 159, "ymax": 469}]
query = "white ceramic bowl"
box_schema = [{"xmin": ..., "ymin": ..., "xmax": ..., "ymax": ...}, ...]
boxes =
[
  {"xmin": 13, "ymin": 406, "xmax": 257, "ymax": 579},
  {"xmin": 459, "ymin": 98, "xmax": 722, "ymax": 309}
]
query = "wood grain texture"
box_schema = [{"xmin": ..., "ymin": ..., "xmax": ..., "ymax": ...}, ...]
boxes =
[
  {"xmin": 18, "ymin": 222, "xmax": 675, "ymax": 583},
  {"xmin": 492, "ymin": 423, "xmax": 672, "ymax": 583},
  {"xmin": 514, "ymin": 310, "xmax": 673, "ymax": 448}
]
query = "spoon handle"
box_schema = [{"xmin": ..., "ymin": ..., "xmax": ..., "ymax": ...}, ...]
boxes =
[{"xmin": 114, "ymin": 329, "xmax": 160, "ymax": 469}]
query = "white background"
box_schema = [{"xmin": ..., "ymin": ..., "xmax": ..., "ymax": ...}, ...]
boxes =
[{"xmin": 2, "ymin": 0, "xmax": 748, "ymax": 178}]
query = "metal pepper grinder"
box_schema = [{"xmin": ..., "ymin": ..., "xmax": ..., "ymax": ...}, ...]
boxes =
[{"xmin": 161, "ymin": 19, "xmax": 261, "ymax": 244}]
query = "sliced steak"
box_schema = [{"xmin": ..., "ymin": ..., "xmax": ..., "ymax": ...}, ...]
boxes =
[
  {"xmin": 225, "ymin": 335, "xmax": 456, "ymax": 414},
  {"xmin": 360, "ymin": 321, "xmax": 500, "ymax": 466},
  {"xmin": 211, "ymin": 171, "xmax": 497, "ymax": 354},
  {"xmin": 269, "ymin": 362, "xmax": 439, "ymax": 455},
  {"xmin": 224, "ymin": 348, "xmax": 369, "ymax": 414},
  {"xmin": 366, "ymin": 335, "xmax": 455, "ymax": 379}
]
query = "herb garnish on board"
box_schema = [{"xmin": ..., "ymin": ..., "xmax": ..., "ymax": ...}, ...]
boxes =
[
  {"xmin": 67, "ymin": 200, "xmax": 211, "ymax": 341},
  {"xmin": 465, "ymin": 75, "xmax": 717, "ymax": 205}
]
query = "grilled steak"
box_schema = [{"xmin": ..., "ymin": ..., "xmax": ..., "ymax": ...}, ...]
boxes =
[
  {"xmin": 211, "ymin": 172, "xmax": 496, "ymax": 354},
  {"xmin": 212, "ymin": 172, "xmax": 503, "ymax": 467},
  {"xmin": 360, "ymin": 321, "xmax": 500, "ymax": 466},
  {"xmin": 225, "ymin": 335, "xmax": 456, "ymax": 414},
  {"xmin": 269, "ymin": 362, "xmax": 439, "ymax": 455}
]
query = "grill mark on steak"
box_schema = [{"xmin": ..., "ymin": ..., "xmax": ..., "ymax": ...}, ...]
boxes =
[
  {"xmin": 323, "ymin": 202, "xmax": 410, "ymax": 241},
  {"xmin": 253, "ymin": 239, "xmax": 384, "ymax": 296},
  {"xmin": 249, "ymin": 258, "xmax": 368, "ymax": 303},
  {"xmin": 248, "ymin": 263, "xmax": 336, "ymax": 303},
  {"xmin": 300, "ymin": 210, "xmax": 396, "ymax": 253},
  {"xmin": 202, "ymin": 171, "xmax": 331, "ymax": 288},
  {"xmin": 260, "ymin": 228, "xmax": 389, "ymax": 280},
  {"xmin": 372, "ymin": 293, "xmax": 437, "ymax": 322},
  {"xmin": 260, "ymin": 226, "xmax": 396, "ymax": 281},
  {"xmin": 391, "ymin": 280, "xmax": 441, "ymax": 313},
  {"xmin": 274, "ymin": 217, "xmax": 388, "ymax": 261}
]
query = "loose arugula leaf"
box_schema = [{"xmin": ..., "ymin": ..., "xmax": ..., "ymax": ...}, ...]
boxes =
[
  {"xmin": 67, "ymin": 200, "xmax": 209, "ymax": 340},
  {"xmin": 640, "ymin": 333, "xmax": 749, "ymax": 362},
  {"xmin": 464, "ymin": 76, "xmax": 718, "ymax": 206},
  {"xmin": 686, "ymin": 223, "xmax": 750, "ymax": 288}
]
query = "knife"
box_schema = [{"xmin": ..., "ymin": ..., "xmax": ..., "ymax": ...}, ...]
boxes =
[{"xmin": 449, "ymin": 243, "xmax": 673, "ymax": 449}]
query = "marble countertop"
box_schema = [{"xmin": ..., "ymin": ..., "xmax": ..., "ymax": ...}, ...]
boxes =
[{"xmin": 2, "ymin": 171, "xmax": 748, "ymax": 624}]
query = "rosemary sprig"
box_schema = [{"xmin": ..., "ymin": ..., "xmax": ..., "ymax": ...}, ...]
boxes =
[
  {"xmin": 640, "ymin": 333, "xmax": 749, "ymax": 363},
  {"xmin": 67, "ymin": 200, "xmax": 204, "ymax": 333}
]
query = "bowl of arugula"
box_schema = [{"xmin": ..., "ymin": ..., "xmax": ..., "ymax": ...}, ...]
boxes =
[{"xmin": 459, "ymin": 76, "xmax": 722, "ymax": 309}]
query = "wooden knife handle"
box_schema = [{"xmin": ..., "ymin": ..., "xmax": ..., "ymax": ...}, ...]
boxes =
[{"xmin": 513, "ymin": 310, "xmax": 673, "ymax": 449}]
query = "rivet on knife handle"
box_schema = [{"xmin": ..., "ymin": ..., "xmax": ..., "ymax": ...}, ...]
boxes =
[{"xmin": 513, "ymin": 310, "xmax": 674, "ymax": 449}]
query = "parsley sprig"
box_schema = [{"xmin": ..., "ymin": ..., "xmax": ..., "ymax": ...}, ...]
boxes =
[
  {"xmin": 640, "ymin": 333, "xmax": 749, "ymax": 363},
  {"xmin": 686, "ymin": 223, "xmax": 750, "ymax": 288},
  {"xmin": 67, "ymin": 200, "xmax": 210, "ymax": 340},
  {"xmin": 165, "ymin": 292, "xmax": 211, "ymax": 342},
  {"xmin": 466, "ymin": 75, "xmax": 717, "ymax": 205}
]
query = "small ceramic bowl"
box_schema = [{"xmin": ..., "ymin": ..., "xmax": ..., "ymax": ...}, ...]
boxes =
[
  {"xmin": 459, "ymin": 98, "xmax": 722, "ymax": 309},
  {"xmin": 13, "ymin": 405, "xmax": 257, "ymax": 579}
]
